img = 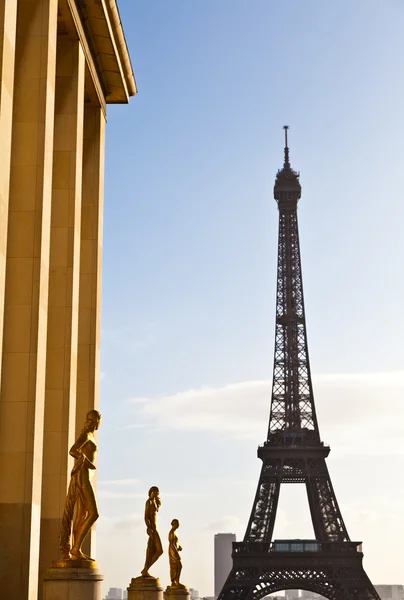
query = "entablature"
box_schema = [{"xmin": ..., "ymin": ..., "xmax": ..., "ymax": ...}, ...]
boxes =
[{"xmin": 58, "ymin": 0, "xmax": 136, "ymax": 113}]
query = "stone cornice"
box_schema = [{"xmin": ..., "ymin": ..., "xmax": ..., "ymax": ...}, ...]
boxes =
[
  {"xmin": 105, "ymin": 0, "xmax": 137, "ymax": 98},
  {"xmin": 71, "ymin": 0, "xmax": 137, "ymax": 105}
]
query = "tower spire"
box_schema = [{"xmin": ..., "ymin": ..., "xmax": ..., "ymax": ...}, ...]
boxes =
[
  {"xmin": 283, "ymin": 124, "xmax": 290, "ymax": 168},
  {"xmin": 274, "ymin": 126, "xmax": 301, "ymax": 205}
]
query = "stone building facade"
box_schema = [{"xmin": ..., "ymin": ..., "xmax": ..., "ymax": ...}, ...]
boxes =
[{"xmin": 0, "ymin": 1, "xmax": 135, "ymax": 598}]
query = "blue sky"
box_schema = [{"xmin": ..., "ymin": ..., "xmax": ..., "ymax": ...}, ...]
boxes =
[{"xmin": 96, "ymin": 1, "xmax": 404, "ymax": 595}]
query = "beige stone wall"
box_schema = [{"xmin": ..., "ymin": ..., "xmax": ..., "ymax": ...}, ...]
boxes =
[
  {"xmin": 0, "ymin": 1, "xmax": 133, "ymax": 598},
  {"xmin": 0, "ymin": 0, "xmax": 17, "ymax": 382},
  {"xmin": 0, "ymin": 1, "xmax": 58, "ymax": 599}
]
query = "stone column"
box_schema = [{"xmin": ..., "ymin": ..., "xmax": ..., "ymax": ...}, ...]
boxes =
[
  {"xmin": 77, "ymin": 104, "xmax": 105, "ymax": 426},
  {"xmin": 0, "ymin": 0, "xmax": 17, "ymax": 382},
  {"xmin": 76, "ymin": 103, "xmax": 106, "ymax": 558},
  {"xmin": 38, "ymin": 36, "xmax": 85, "ymax": 595},
  {"xmin": 0, "ymin": 0, "xmax": 58, "ymax": 598}
]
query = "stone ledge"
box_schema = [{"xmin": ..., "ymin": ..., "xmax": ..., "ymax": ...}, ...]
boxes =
[{"xmin": 44, "ymin": 566, "xmax": 104, "ymax": 581}]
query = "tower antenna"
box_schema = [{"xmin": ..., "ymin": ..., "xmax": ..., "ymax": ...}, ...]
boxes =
[{"xmin": 283, "ymin": 125, "xmax": 290, "ymax": 167}]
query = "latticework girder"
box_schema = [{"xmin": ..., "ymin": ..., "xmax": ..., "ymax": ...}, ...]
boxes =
[
  {"xmin": 217, "ymin": 129, "xmax": 379, "ymax": 600},
  {"xmin": 268, "ymin": 207, "xmax": 318, "ymax": 436},
  {"xmin": 220, "ymin": 554, "xmax": 380, "ymax": 600}
]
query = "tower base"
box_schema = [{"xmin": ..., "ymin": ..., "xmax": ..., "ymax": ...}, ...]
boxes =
[
  {"xmin": 218, "ymin": 542, "xmax": 380, "ymax": 600},
  {"xmin": 43, "ymin": 566, "xmax": 104, "ymax": 600}
]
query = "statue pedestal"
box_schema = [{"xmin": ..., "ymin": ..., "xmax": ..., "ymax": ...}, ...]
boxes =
[
  {"xmin": 164, "ymin": 585, "xmax": 190, "ymax": 600},
  {"xmin": 128, "ymin": 576, "xmax": 164, "ymax": 600},
  {"xmin": 43, "ymin": 564, "xmax": 104, "ymax": 600}
]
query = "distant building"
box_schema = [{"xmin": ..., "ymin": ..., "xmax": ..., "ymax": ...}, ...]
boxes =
[
  {"xmin": 214, "ymin": 533, "xmax": 236, "ymax": 597},
  {"xmin": 104, "ymin": 588, "xmax": 123, "ymax": 600},
  {"xmin": 123, "ymin": 591, "xmax": 128, "ymax": 600},
  {"xmin": 300, "ymin": 592, "xmax": 324, "ymax": 600},
  {"xmin": 285, "ymin": 591, "xmax": 300, "ymax": 600},
  {"xmin": 190, "ymin": 588, "xmax": 200, "ymax": 600},
  {"xmin": 375, "ymin": 585, "xmax": 404, "ymax": 600}
]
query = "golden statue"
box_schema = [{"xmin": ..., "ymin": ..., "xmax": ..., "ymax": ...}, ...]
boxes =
[
  {"xmin": 141, "ymin": 486, "xmax": 163, "ymax": 577},
  {"xmin": 168, "ymin": 519, "xmax": 185, "ymax": 588},
  {"xmin": 59, "ymin": 409, "xmax": 101, "ymax": 561}
]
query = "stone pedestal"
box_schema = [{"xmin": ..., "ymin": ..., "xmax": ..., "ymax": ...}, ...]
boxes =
[
  {"xmin": 43, "ymin": 564, "xmax": 104, "ymax": 600},
  {"xmin": 164, "ymin": 585, "xmax": 190, "ymax": 600},
  {"xmin": 128, "ymin": 576, "xmax": 164, "ymax": 600}
]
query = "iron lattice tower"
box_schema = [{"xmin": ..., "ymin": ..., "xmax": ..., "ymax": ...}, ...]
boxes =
[{"xmin": 218, "ymin": 128, "xmax": 380, "ymax": 600}]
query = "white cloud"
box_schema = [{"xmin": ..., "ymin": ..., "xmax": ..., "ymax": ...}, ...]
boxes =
[
  {"xmin": 102, "ymin": 322, "xmax": 157, "ymax": 352},
  {"xmin": 98, "ymin": 513, "xmax": 143, "ymax": 533},
  {"xmin": 131, "ymin": 380, "xmax": 269, "ymax": 436},
  {"xmin": 207, "ymin": 515, "xmax": 243, "ymax": 533},
  {"xmin": 119, "ymin": 423, "xmax": 149, "ymax": 430},
  {"xmin": 128, "ymin": 397, "xmax": 152, "ymax": 405},
  {"xmin": 98, "ymin": 478, "xmax": 140, "ymax": 486},
  {"xmin": 100, "ymin": 373, "xmax": 404, "ymax": 593},
  {"xmin": 129, "ymin": 372, "xmax": 404, "ymax": 456}
]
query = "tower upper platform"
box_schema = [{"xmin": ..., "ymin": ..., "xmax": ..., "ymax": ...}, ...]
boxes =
[{"xmin": 274, "ymin": 126, "xmax": 301, "ymax": 205}]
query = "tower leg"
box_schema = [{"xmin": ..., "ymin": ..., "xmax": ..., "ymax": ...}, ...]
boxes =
[
  {"xmin": 244, "ymin": 470, "xmax": 280, "ymax": 542},
  {"xmin": 305, "ymin": 459, "xmax": 348, "ymax": 542}
]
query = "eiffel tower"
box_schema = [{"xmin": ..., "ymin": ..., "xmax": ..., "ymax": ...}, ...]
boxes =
[{"xmin": 218, "ymin": 128, "xmax": 380, "ymax": 600}]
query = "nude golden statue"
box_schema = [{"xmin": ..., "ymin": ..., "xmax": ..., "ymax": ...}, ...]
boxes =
[
  {"xmin": 59, "ymin": 409, "xmax": 101, "ymax": 561},
  {"xmin": 141, "ymin": 486, "xmax": 163, "ymax": 577},
  {"xmin": 168, "ymin": 519, "xmax": 185, "ymax": 588}
]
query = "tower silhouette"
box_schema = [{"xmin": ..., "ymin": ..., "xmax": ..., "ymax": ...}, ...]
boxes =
[{"xmin": 218, "ymin": 128, "xmax": 380, "ymax": 600}]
